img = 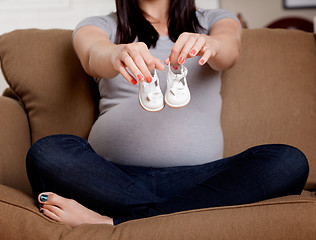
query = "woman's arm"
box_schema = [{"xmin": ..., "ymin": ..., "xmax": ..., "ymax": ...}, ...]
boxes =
[
  {"xmin": 73, "ymin": 26, "xmax": 119, "ymax": 79},
  {"xmin": 206, "ymin": 18, "xmax": 242, "ymax": 71},
  {"xmin": 73, "ymin": 26, "xmax": 164, "ymax": 84},
  {"xmin": 165, "ymin": 18, "xmax": 242, "ymax": 71}
]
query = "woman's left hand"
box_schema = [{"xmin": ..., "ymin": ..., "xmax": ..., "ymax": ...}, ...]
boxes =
[{"xmin": 164, "ymin": 32, "xmax": 219, "ymax": 67}]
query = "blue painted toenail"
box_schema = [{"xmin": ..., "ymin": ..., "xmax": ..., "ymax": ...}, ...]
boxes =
[{"xmin": 40, "ymin": 194, "xmax": 48, "ymax": 202}]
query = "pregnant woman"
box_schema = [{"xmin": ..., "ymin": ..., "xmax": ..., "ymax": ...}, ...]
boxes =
[{"xmin": 26, "ymin": 0, "xmax": 309, "ymax": 227}]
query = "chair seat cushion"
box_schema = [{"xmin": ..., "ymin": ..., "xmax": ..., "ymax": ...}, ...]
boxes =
[{"xmin": 1, "ymin": 184, "xmax": 315, "ymax": 240}]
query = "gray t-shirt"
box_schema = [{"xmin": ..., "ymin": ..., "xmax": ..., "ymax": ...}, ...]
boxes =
[{"xmin": 73, "ymin": 9, "xmax": 239, "ymax": 167}]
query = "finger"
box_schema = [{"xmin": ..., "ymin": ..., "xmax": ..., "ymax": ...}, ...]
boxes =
[
  {"xmin": 137, "ymin": 44, "xmax": 165, "ymax": 79},
  {"xmin": 118, "ymin": 63, "xmax": 138, "ymax": 85},
  {"xmin": 139, "ymin": 47, "xmax": 155, "ymax": 71},
  {"xmin": 114, "ymin": 59, "xmax": 138, "ymax": 84},
  {"xmin": 153, "ymin": 57, "xmax": 165, "ymax": 71},
  {"xmin": 164, "ymin": 57, "xmax": 170, "ymax": 65},
  {"xmin": 189, "ymin": 36, "xmax": 207, "ymax": 57},
  {"xmin": 169, "ymin": 33, "xmax": 190, "ymax": 66},
  {"xmin": 177, "ymin": 35, "xmax": 199, "ymax": 64},
  {"xmin": 121, "ymin": 51, "xmax": 145, "ymax": 80},
  {"xmin": 128, "ymin": 48, "xmax": 153, "ymax": 83},
  {"xmin": 199, "ymin": 47, "xmax": 212, "ymax": 66}
]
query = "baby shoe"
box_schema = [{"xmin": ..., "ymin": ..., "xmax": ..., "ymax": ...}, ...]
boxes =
[
  {"xmin": 165, "ymin": 63, "xmax": 190, "ymax": 108},
  {"xmin": 138, "ymin": 69, "xmax": 164, "ymax": 112}
]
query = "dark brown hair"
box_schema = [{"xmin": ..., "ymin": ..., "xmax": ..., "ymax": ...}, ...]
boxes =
[{"xmin": 115, "ymin": 0, "xmax": 203, "ymax": 48}]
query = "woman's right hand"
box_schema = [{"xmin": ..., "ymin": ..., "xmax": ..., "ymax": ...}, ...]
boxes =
[
  {"xmin": 111, "ymin": 42, "xmax": 165, "ymax": 85},
  {"xmin": 73, "ymin": 26, "xmax": 164, "ymax": 85}
]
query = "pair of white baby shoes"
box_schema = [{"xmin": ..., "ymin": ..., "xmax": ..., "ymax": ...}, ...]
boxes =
[{"xmin": 139, "ymin": 63, "xmax": 190, "ymax": 112}]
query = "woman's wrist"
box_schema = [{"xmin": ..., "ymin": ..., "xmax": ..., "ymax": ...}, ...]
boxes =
[
  {"xmin": 205, "ymin": 33, "xmax": 241, "ymax": 71},
  {"xmin": 88, "ymin": 41, "xmax": 122, "ymax": 79}
]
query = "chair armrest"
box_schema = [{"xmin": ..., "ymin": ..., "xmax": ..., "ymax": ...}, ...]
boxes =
[
  {"xmin": 0, "ymin": 96, "xmax": 32, "ymax": 195},
  {"xmin": 2, "ymin": 87, "xmax": 20, "ymax": 101}
]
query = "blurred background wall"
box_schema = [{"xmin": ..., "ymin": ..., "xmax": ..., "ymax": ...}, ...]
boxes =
[
  {"xmin": 1, "ymin": 0, "xmax": 315, "ymax": 93},
  {"xmin": 221, "ymin": 0, "xmax": 316, "ymax": 28}
]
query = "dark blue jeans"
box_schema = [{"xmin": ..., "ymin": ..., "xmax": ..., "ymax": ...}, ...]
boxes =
[{"xmin": 26, "ymin": 134, "xmax": 309, "ymax": 225}]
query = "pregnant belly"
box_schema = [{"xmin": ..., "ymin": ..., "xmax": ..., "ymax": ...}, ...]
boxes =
[{"xmin": 88, "ymin": 98, "xmax": 224, "ymax": 167}]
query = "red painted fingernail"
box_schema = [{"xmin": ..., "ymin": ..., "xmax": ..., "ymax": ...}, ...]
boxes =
[
  {"xmin": 146, "ymin": 76, "xmax": 152, "ymax": 83},
  {"xmin": 190, "ymin": 49, "xmax": 196, "ymax": 55},
  {"xmin": 137, "ymin": 74, "xmax": 143, "ymax": 81},
  {"xmin": 173, "ymin": 66, "xmax": 178, "ymax": 70},
  {"xmin": 131, "ymin": 79, "xmax": 138, "ymax": 85},
  {"xmin": 178, "ymin": 57, "xmax": 185, "ymax": 64},
  {"xmin": 199, "ymin": 59, "xmax": 205, "ymax": 65}
]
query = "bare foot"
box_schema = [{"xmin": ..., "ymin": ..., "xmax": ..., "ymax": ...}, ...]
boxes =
[{"xmin": 38, "ymin": 192, "xmax": 113, "ymax": 228}]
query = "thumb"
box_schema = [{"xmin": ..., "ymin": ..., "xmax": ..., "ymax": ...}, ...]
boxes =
[{"xmin": 154, "ymin": 58, "xmax": 165, "ymax": 71}]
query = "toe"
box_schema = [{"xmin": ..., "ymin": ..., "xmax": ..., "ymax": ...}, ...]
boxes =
[
  {"xmin": 40, "ymin": 208, "xmax": 61, "ymax": 222},
  {"xmin": 38, "ymin": 192, "xmax": 67, "ymax": 207},
  {"xmin": 38, "ymin": 192, "xmax": 52, "ymax": 203},
  {"xmin": 42, "ymin": 204, "xmax": 64, "ymax": 216}
]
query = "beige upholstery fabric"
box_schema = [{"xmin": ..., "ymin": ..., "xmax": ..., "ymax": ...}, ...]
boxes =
[
  {"xmin": 0, "ymin": 28, "xmax": 316, "ymax": 239},
  {"xmin": 0, "ymin": 97, "xmax": 31, "ymax": 194},
  {"xmin": 1, "ymin": 184, "xmax": 316, "ymax": 239},
  {"xmin": 221, "ymin": 29, "xmax": 316, "ymax": 189},
  {"xmin": 0, "ymin": 29, "xmax": 99, "ymax": 144}
]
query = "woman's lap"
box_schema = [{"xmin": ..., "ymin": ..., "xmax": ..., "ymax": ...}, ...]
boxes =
[
  {"xmin": 26, "ymin": 134, "xmax": 309, "ymax": 224},
  {"xmin": 26, "ymin": 134, "xmax": 157, "ymax": 217},
  {"xmin": 151, "ymin": 144, "xmax": 309, "ymax": 217}
]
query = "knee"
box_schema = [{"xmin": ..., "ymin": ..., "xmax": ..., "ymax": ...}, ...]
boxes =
[
  {"xmin": 280, "ymin": 145, "xmax": 308, "ymax": 172},
  {"xmin": 26, "ymin": 135, "xmax": 59, "ymax": 170},
  {"xmin": 276, "ymin": 144, "xmax": 309, "ymax": 186},
  {"xmin": 250, "ymin": 144, "xmax": 309, "ymax": 188},
  {"xmin": 26, "ymin": 134, "xmax": 85, "ymax": 170}
]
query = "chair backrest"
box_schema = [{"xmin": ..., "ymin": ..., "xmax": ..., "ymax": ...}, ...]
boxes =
[
  {"xmin": 0, "ymin": 29, "xmax": 99, "ymax": 144},
  {"xmin": 221, "ymin": 29, "xmax": 316, "ymax": 189}
]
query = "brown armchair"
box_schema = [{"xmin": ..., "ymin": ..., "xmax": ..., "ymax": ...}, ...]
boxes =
[{"xmin": 0, "ymin": 28, "xmax": 316, "ymax": 239}]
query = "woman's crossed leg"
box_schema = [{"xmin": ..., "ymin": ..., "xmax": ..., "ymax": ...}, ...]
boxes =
[{"xmin": 27, "ymin": 135, "xmax": 309, "ymax": 227}]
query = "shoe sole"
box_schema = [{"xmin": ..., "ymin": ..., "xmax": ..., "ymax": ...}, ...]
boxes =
[
  {"xmin": 164, "ymin": 96, "xmax": 191, "ymax": 109},
  {"xmin": 138, "ymin": 97, "xmax": 165, "ymax": 112}
]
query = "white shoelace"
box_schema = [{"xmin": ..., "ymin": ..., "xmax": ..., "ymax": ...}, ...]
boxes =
[
  {"xmin": 143, "ymin": 75, "xmax": 161, "ymax": 101},
  {"xmin": 168, "ymin": 64, "xmax": 188, "ymax": 96}
]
